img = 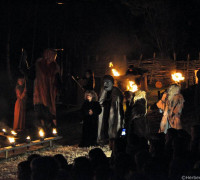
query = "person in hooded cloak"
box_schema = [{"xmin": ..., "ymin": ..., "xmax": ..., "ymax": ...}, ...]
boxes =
[
  {"xmin": 33, "ymin": 49, "xmax": 61, "ymax": 129},
  {"xmin": 98, "ymin": 75, "xmax": 124, "ymax": 144}
]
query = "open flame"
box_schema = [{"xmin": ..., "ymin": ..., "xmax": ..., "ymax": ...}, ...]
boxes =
[
  {"xmin": 112, "ymin": 69, "xmax": 120, "ymax": 76},
  {"xmin": 109, "ymin": 62, "xmax": 113, "ymax": 68},
  {"xmin": 2, "ymin": 129, "xmax": 6, "ymax": 133},
  {"xmin": 39, "ymin": 129, "xmax": 45, "ymax": 138},
  {"xmin": 52, "ymin": 128, "xmax": 57, "ymax": 135},
  {"xmin": 26, "ymin": 136, "xmax": 31, "ymax": 140},
  {"xmin": 8, "ymin": 137, "xmax": 15, "ymax": 144},
  {"xmin": 172, "ymin": 73, "xmax": 185, "ymax": 82},
  {"xmin": 11, "ymin": 130, "xmax": 17, "ymax": 136},
  {"xmin": 109, "ymin": 62, "xmax": 120, "ymax": 76},
  {"xmin": 127, "ymin": 81, "xmax": 138, "ymax": 92}
]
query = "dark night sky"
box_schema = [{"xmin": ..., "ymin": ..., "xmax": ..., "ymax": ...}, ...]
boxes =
[
  {"xmin": 1, "ymin": 0, "xmax": 200, "ymax": 122},
  {"xmin": 1, "ymin": 0, "xmax": 200, "ymax": 73}
]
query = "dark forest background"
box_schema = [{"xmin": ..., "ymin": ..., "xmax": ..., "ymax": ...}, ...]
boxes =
[{"xmin": 0, "ymin": 0, "xmax": 200, "ymax": 124}]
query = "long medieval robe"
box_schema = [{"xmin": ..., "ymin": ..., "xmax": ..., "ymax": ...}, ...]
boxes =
[
  {"xmin": 80, "ymin": 100, "xmax": 102, "ymax": 146},
  {"xmin": 157, "ymin": 92, "xmax": 184, "ymax": 133},
  {"xmin": 13, "ymin": 84, "xmax": 26, "ymax": 130},
  {"xmin": 33, "ymin": 57, "xmax": 60, "ymax": 118},
  {"xmin": 129, "ymin": 90, "xmax": 147, "ymax": 137},
  {"xmin": 98, "ymin": 86, "xmax": 124, "ymax": 141}
]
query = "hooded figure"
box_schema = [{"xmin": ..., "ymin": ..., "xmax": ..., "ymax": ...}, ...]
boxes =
[
  {"xmin": 33, "ymin": 49, "xmax": 60, "ymax": 128},
  {"xmin": 98, "ymin": 75, "xmax": 124, "ymax": 143},
  {"xmin": 157, "ymin": 84, "xmax": 184, "ymax": 133}
]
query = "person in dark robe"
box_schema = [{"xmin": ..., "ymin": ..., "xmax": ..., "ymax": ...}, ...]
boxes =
[
  {"xmin": 124, "ymin": 91, "xmax": 135, "ymax": 131},
  {"xmin": 13, "ymin": 76, "xmax": 27, "ymax": 131},
  {"xmin": 79, "ymin": 90, "xmax": 102, "ymax": 147},
  {"xmin": 33, "ymin": 49, "xmax": 61, "ymax": 130},
  {"xmin": 128, "ymin": 90, "xmax": 147, "ymax": 138},
  {"xmin": 98, "ymin": 75, "xmax": 124, "ymax": 145},
  {"xmin": 83, "ymin": 70, "xmax": 95, "ymax": 91}
]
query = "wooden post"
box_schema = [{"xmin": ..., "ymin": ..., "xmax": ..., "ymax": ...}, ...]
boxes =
[
  {"xmin": 153, "ymin": 52, "xmax": 156, "ymax": 59},
  {"xmin": 5, "ymin": 151, "xmax": 8, "ymax": 159},
  {"xmin": 139, "ymin": 54, "xmax": 143, "ymax": 67},
  {"xmin": 173, "ymin": 52, "xmax": 176, "ymax": 62},
  {"xmin": 50, "ymin": 140, "xmax": 53, "ymax": 147},
  {"xmin": 150, "ymin": 52, "xmax": 156, "ymax": 84},
  {"xmin": 158, "ymin": 91, "xmax": 161, "ymax": 100},
  {"xmin": 186, "ymin": 54, "xmax": 190, "ymax": 88}
]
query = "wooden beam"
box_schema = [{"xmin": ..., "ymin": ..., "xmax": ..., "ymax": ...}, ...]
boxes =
[{"xmin": 0, "ymin": 136, "xmax": 62, "ymax": 159}]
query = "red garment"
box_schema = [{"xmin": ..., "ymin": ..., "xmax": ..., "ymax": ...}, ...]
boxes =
[
  {"xmin": 13, "ymin": 85, "xmax": 26, "ymax": 130},
  {"xmin": 33, "ymin": 56, "xmax": 59, "ymax": 116}
]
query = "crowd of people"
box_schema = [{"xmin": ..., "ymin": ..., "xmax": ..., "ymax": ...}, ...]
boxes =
[{"xmin": 16, "ymin": 126, "xmax": 200, "ymax": 180}]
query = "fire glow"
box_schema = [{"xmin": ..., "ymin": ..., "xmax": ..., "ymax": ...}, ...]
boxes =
[
  {"xmin": 2, "ymin": 129, "xmax": 6, "ymax": 133},
  {"xmin": 172, "ymin": 73, "xmax": 185, "ymax": 82},
  {"xmin": 11, "ymin": 130, "xmax": 17, "ymax": 136},
  {"xmin": 53, "ymin": 128, "xmax": 57, "ymax": 134},
  {"xmin": 26, "ymin": 136, "xmax": 31, "ymax": 143},
  {"xmin": 109, "ymin": 62, "xmax": 120, "ymax": 77},
  {"xmin": 127, "ymin": 81, "xmax": 138, "ymax": 92},
  {"xmin": 39, "ymin": 129, "xmax": 45, "ymax": 138},
  {"xmin": 8, "ymin": 137, "xmax": 15, "ymax": 144}
]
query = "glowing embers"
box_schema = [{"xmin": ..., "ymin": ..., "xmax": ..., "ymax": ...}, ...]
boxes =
[
  {"xmin": 127, "ymin": 81, "xmax": 138, "ymax": 93},
  {"xmin": 39, "ymin": 129, "xmax": 45, "ymax": 141},
  {"xmin": 172, "ymin": 72, "xmax": 185, "ymax": 83},
  {"xmin": 109, "ymin": 62, "xmax": 120, "ymax": 77}
]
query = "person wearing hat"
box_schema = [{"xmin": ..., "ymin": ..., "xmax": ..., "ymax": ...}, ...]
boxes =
[{"xmin": 98, "ymin": 75, "xmax": 124, "ymax": 144}]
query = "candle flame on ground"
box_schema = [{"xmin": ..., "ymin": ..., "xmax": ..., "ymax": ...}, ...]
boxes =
[
  {"xmin": 172, "ymin": 73, "xmax": 185, "ymax": 82},
  {"xmin": 8, "ymin": 137, "xmax": 15, "ymax": 143},
  {"xmin": 127, "ymin": 81, "xmax": 138, "ymax": 92},
  {"xmin": 53, "ymin": 128, "xmax": 57, "ymax": 134},
  {"xmin": 39, "ymin": 129, "xmax": 45, "ymax": 137},
  {"xmin": 11, "ymin": 130, "xmax": 17, "ymax": 136}
]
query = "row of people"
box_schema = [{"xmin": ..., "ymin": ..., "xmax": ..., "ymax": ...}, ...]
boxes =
[{"xmin": 17, "ymin": 126, "xmax": 200, "ymax": 180}]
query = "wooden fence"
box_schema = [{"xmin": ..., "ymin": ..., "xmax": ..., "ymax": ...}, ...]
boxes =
[{"xmin": 128, "ymin": 53, "xmax": 200, "ymax": 87}]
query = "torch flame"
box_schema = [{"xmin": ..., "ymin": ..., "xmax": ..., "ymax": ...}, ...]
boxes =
[
  {"xmin": 109, "ymin": 62, "xmax": 114, "ymax": 68},
  {"xmin": 2, "ymin": 129, "xmax": 6, "ymax": 133},
  {"xmin": 39, "ymin": 129, "xmax": 45, "ymax": 138},
  {"xmin": 109, "ymin": 62, "xmax": 120, "ymax": 76},
  {"xmin": 26, "ymin": 136, "xmax": 31, "ymax": 140},
  {"xmin": 127, "ymin": 81, "xmax": 138, "ymax": 92},
  {"xmin": 172, "ymin": 73, "xmax": 185, "ymax": 82},
  {"xmin": 52, "ymin": 128, "xmax": 57, "ymax": 134},
  {"xmin": 112, "ymin": 69, "xmax": 120, "ymax": 76},
  {"xmin": 11, "ymin": 130, "xmax": 17, "ymax": 136},
  {"xmin": 8, "ymin": 137, "xmax": 15, "ymax": 143}
]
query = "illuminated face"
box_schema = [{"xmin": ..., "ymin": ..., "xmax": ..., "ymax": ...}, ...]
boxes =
[
  {"xmin": 86, "ymin": 72, "xmax": 90, "ymax": 79},
  {"xmin": 104, "ymin": 79, "xmax": 113, "ymax": 91},
  {"xmin": 18, "ymin": 78, "xmax": 25, "ymax": 85},
  {"xmin": 86, "ymin": 94, "xmax": 92, "ymax": 102}
]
